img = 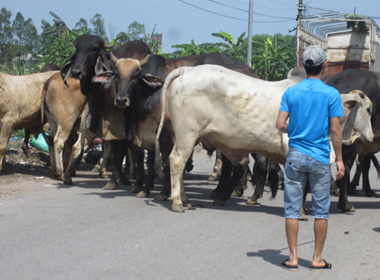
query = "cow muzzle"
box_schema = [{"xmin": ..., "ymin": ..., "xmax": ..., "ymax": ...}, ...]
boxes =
[
  {"xmin": 114, "ymin": 96, "xmax": 130, "ymax": 108},
  {"xmin": 71, "ymin": 69, "xmax": 84, "ymax": 80}
]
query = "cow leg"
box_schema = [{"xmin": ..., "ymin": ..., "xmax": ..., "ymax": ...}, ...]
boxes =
[
  {"xmin": 127, "ymin": 148, "xmax": 136, "ymax": 178},
  {"xmin": 0, "ymin": 120, "xmax": 15, "ymax": 172},
  {"xmin": 347, "ymin": 162, "xmax": 362, "ymax": 194},
  {"xmin": 185, "ymin": 150, "xmax": 194, "ymax": 172},
  {"xmin": 155, "ymin": 137, "xmax": 174, "ymax": 201},
  {"xmin": 92, "ymin": 141, "xmax": 110, "ymax": 179},
  {"xmin": 208, "ymin": 149, "xmax": 222, "ymax": 181},
  {"xmin": 210, "ymin": 153, "xmax": 233, "ymax": 199},
  {"xmin": 268, "ymin": 161, "xmax": 280, "ymax": 199},
  {"xmin": 246, "ymin": 154, "xmax": 267, "ymax": 205},
  {"xmin": 361, "ymin": 155, "xmax": 377, "ymax": 198},
  {"xmin": 169, "ymin": 141, "xmax": 194, "ymax": 212},
  {"xmin": 336, "ymin": 140, "xmax": 360, "ymax": 212},
  {"xmin": 129, "ymin": 148, "xmax": 145, "ymax": 193},
  {"xmin": 232, "ymin": 162, "xmax": 250, "ymax": 197},
  {"xmin": 136, "ymin": 151, "xmax": 155, "ymax": 198},
  {"xmin": 300, "ymin": 181, "xmax": 310, "ymax": 221},
  {"xmin": 63, "ymin": 117, "xmax": 88, "ymax": 184},
  {"xmin": 22, "ymin": 129, "xmax": 32, "ymax": 158},
  {"xmin": 103, "ymin": 140, "xmax": 130, "ymax": 190},
  {"xmin": 52, "ymin": 126, "xmax": 69, "ymax": 180},
  {"xmin": 213, "ymin": 162, "xmax": 245, "ymax": 206}
]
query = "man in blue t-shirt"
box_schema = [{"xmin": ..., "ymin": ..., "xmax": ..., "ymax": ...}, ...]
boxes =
[{"xmin": 276, "ymin": 45, "xmax": 345, "ymax": 271}]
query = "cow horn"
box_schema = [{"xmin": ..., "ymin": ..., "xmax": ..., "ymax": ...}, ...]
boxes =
[
  {"xmin": 110, "ymin": 52, "xmax": 119, "ymax": 64},
  {"xmin": 139, "ymin": 55, "xmax": 150, "ymax": 67},
  {"xmin": 104, "ymin": 43, "xmax": 114, "ymax": 49}
]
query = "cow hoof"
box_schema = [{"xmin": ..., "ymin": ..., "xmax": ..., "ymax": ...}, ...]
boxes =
[
  {"xmin": 231, "ymin": 189, "xmax": 244, "ymax": 197},
  {"xmin": 246, "ymin": 198, "xmax": 258, "ymax": 205},
  {"xmin": 299, "ymin": 213, "xmax": 309, "ymax": 221},
  {"xmin": 103, "ymin": 182, "xmax": 117, "ymax": 190},
  {"xmin": 207, "ymin": 174, "xmax": 219, "ymax": 181},
  {"xmin": 91, "ymin": 166, "xmax": 100, "ymax": 173},
  {"xmin": 210, "ymin": 190, "xmax": 222, "ymax": 199},
  {"xmin": 172, "ymin": 204, "xmax": 185, "ymax": 213},
  {"xmin": 330, "ymin": 189, "xmax": 339, "ymax": 196},
  {"xmin": 63, "ymin": 178, "xmax": 73, "ymax": 185},
  {"xmin": 99, "ymin": 173, "xmax": 109, "ymax": 179},
  {"xmin": 213, "ymin": 198, "xmax": 225, "ymax": 206},
  {"xmin": 338, "ymin": 203, "xmax": 356, "ymax": 212},
  {"xmin": 247, "ymin": 173, "xmax": 252, "ymax": 182},
  {"xmin": 365, "ymin": 190, "xmax": 377, "ymax": 198},
  {"xmin": 136, "ymin": 190, "xmax": 149, "ymax": 198},
  {"xmin": 130, "ymin": 185, "xmax": 143, "ymax": 193}
]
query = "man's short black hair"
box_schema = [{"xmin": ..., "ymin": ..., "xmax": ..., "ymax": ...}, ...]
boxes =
[{"xmin": 304, "ymin": 63, "xmax": 323, "ymax": 76}]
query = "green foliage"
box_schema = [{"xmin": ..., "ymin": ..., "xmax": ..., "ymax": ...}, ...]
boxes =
[
  {"xmin": 90, "ymin": 13, "xmax": 109, "ymax": 42},
  {"xmin": 251, "ymin": 33, "xmax": 296, "ymax": 81},
  {"xmin": 39, "ymin": 29, "xmax": 80, "ymax": 68},
  {"xmin": 0, "ymin": 60, "xmax": 27, "ymax": 75},
  {"xmin": 74, "ymin": 18, "xmax": 92, "ymax": 35},
  {"xmin": 211, "ymin": 31, "xmax": 246, "ymax": 61},
  {"xmin": 171, "ymin": 40, "xmax": 221, "ymax": 57}
]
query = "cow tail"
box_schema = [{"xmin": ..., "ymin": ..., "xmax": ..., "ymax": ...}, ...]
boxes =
[
  {"xmin": 370, "ymin": 154, "xmax": 380, "ymax": 179},
  {"xmin": 154, "ymin": 68, "xmax": 183, "ymax": 178},
  {"xmin": 41, "ymin": 79, "xmax": 54, "ymax": 147}
]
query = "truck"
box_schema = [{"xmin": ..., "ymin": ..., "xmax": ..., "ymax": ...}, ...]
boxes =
[{"xmin": 296, "ymin": 11, "xmax": 380, "ymax": 75}]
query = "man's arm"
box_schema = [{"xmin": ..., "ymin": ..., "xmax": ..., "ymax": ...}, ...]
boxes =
[
  {"xmin": 276, "ymin": 111, "xmax": 289, "ymax": 134},
  {"xmin": 330, "ymin": 117, "xmax": 345, "ymax": 180}
]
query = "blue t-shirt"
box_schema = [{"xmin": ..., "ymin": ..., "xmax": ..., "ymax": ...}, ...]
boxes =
[{"xmin": 279, "ymin": 79, "xmax": 343, "ymax": 165}]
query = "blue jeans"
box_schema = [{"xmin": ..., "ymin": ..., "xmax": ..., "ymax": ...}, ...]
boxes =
[{"xmin": 284, "ymin": 146, "xmax": 331, "ymax": 220}]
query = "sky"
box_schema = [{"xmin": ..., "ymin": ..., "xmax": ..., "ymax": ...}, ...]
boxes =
[{"xmin": 3, "ymin": 0, "xmax": 380, "ymax": 53}]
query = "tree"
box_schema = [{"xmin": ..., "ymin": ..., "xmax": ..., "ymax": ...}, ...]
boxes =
[
  {"xmin": 0, "ymin": 8, "xmax": 13, "ymax": 46},
  {"xmin": 90, "ymin": 14, "xmax": 109, "ymax": 42},
  {"xmin": 172, "ymin": 40, "xmax": 220, "ymax": 57},
  {"xmin": 211, "ymin": 31, "xmax": 246, "ymax": 61},
  {"xmin": 39, "ymin": 29, "xmax": 80, "ymax": 68},
  {"xmin": 115, "ymin": 31, "xmax": 130, "ymax": 45},
  {"xmin": 12, "ymin": 13, "xmax": 40, "ymax": 53},
  {"xmin": 127, "ymin": 21, "xmax": 145, "ymax": 41},
  {"xmin": 74, "ymin": 18, "xmax": 92, "ymax": 35},
  {"xmin": 251, "ymin": 34, "xmax": 296, "ymax": 81}
]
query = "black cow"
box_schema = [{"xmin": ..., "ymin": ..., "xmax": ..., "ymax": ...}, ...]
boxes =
[
  {"xmin": 327, "ymin": 69, "xmax": 380, "ymax": 211},
  {"xmin": 60, "ymin": 35, "xmax": 151, "ymax": 191}
]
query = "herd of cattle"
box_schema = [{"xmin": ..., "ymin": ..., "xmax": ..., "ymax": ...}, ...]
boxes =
[{"xmin": 0, "ymin": 34, "xmax": 379, "ymax": 213}]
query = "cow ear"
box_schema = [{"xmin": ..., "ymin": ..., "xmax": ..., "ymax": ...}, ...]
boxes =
[
  {"xmin": 142, "ymin": 73, "xmax": 164, "ymax": 88},
  {"xmin": 343, "ymin": 94, "xmax": 361, "ymax": 110},
  {"xmin": 61, "ymin": 53, "xmax": 76, "ymax": 84},
  {"xmin": 92, "ymin": 71, "xmax": 114, "ymax": 83}
]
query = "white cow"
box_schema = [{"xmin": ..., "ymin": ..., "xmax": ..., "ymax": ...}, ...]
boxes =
[
  {"xmin": 155, "ymin": 65, "xmax": 375, "ymax": 212},
  {"xmin": 0, "ymin": 70, "xmax": 59, "ymax": 171}
]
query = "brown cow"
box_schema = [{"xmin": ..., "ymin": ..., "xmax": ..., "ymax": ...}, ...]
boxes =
[
  {"xmin": 42, "ymin": 73, "xmax": 116, "ymax": 184},
  {"xmin": 0, "ymin": 70, "xmax": 59, "ymax": 172}
]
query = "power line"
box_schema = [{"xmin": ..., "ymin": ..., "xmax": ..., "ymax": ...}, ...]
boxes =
[
  {"xmin": 178, "ymin": 0, "xmax": 295, "ymax": 23},
  {"xmin": 178, "ymin": 0, "xmax": 246, "ymax": 21},
  {"xmin": 207, "ymin": 0, "xmax": 294, "ymax": 19}
]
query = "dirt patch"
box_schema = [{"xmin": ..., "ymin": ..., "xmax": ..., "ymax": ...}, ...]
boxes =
[{"xmin": 1, "ymin": 138, "xmax": 96, "ymax": 186}]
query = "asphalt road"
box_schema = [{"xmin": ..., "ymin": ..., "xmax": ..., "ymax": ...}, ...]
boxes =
[{"xmin": 1, "ymin": 146, "xmax": 379, "ymax": 280}]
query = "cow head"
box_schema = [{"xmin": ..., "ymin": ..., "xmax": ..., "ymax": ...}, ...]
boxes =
[
  {"xmin": 340, "ymin": 90, "xmax": 375, "ymax": 144},
  {"xmin": 92, "ymin": 53, "xmax": 164, "ymax": 108},
  {"xmin": 61, "ymin": 35, "xmax": 114, "ymax": 83}
]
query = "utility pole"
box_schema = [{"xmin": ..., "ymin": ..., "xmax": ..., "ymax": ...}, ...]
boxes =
[
  {"xmin": 247, "ymin": 0, "xmax": 253, "ymax": 67},
  {"xmin": 296, "ymin": 0, "xmax": 303, "ymax": 66}
]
